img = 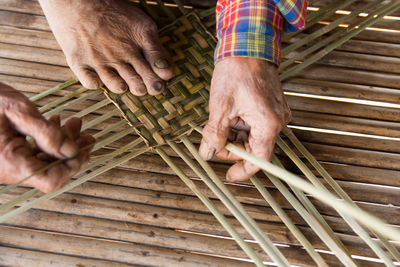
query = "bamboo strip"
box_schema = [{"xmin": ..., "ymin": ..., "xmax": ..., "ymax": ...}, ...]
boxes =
[
  {"xmin": 277, "ymin": 136, "xmax": 397, "ymax": 262},
  {"xmin": 0, "ymin": 121, "xmax": 134, "ymax": 212},
  {"xmin": 92, "ymin": 126, "xmax": 133, "ymax": 151},
  {"xmin": 92, "ymin": 120, "xmax": 128, "ymax": 140},
  {"xmin": 0, "ymin": 142, "xmax": 148, "ymax": 223},
  {"xmin": 225, "ymin": 144, "xmax": 400, "ymax": 243},
  {"xmin": 280, "ymin": 1, "xmax": 400, "ymax": 80},
  {"xmin": 0, "ymin": 179, "xmax": 385, "ymax": 261},
  {"xmin": 306, "ymin": 0, "xmax": 355, "ymax": 27},
  {"xmin": 197, "ymin": 8, "xmax": 216, "ymax": 19},
  {"xmin": 190, "ymin": 128, "xmax": 353, "ymax": 262},
  {"xmin": 283, "ymin": 127, "xmax": 400, "ymax": 262},
  {"xmin": 282, "ymin": 0, "xmax": 356, "ymax": 42},
  {"xmin": 281, "ymin": 0, "xmax": 400, "ymax": 72},
  {"xmin": 0, "ymin": 188, "xmax": 41, "ymax": 215},
  {"xmin": 29, "ymin": 78, "xmax": 79, "ymax": 102},
  {"xmin": 42, "ymin": 90, "xmax": 101, "ymax": 118},
  {"xmin": 38, "ymin": 87, "xmax": 88, "ymax": 113},
  {"xmin": 81, "ymin": 109, "xmax": 120, "ymax": 131},
  {"xmin": 289, "ymin": 183, "xmax": 350, "ymax": 252},
  {"xmin": 157, "ymin": 144, "xmax": 265, "ymax": 267},
  {"xmin": 0, "ymin": 225, "xmax": 247, "ymax": 266},
  {"xmin": 60, "ymin": 98, "xmax": 111, "ymax": 123},
  {"xmin": 263, "ymin": 156, "xmax": 357, "ymax": 267},
  {"xmin": 190, "ymin": 128, "xmax": 350, "ymax": 262},
  {"xmin": 180, "ymin": 136, "xmax": 290, "ymax": 267},
  {"xmin": 7, "ymin": 209, "xmax": 338, "ymax": 267},
  {"xmin": 250, "ymin": 175, "xmax": 328, "ymax": 267},
  {"xmin": 189, "ymin": 129, "xmax": 363, "ymax": 264},
  {"xmin": 263, "ymin": 168, "xmax": 357, "ymax": 266},
  {"xmin": 0, "ymin": 159, "xmax": 65, "ymax": 197},
  {"xmin": 276, "ymin": 137, "xmax": 396, "ymax": 266},
  {"xmin": 7, "ymin": 3, "xmax": 398, "ymax": 265},
  {"xmin": 282, "ymin": 0, "xmax": 381, "ymax": 56}
]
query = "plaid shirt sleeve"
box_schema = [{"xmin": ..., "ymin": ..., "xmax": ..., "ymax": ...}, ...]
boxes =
[{"xmin": 215, "ymin": 0, "xmax": 307, "ymax": 66}]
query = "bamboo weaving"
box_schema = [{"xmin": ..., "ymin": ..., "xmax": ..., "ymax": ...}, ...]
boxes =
[{"xmin": 1, "ymin": 1, "xmax": 400, "ymax": 266}]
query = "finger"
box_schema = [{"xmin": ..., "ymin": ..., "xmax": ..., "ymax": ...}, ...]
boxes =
[
  {"xmin": 226, "ymin": 124, "xmax": 279, "ymax": 182},
  {"xmin": 24, "ymin": 135, "xmax": 95, "ymax": 193},
  {"xmin": 96, "ymin": 67, "xmax": 128, "ymax": 94},
  {"xmin": 116, "ymin": 64, "xmax": 147, "ymax": 96},
  {"xmin": 8, "ymin": 147, "xmax": 66, "ymax": 193},
  {"xmin": 4, "ymin": 102, "xmax": 78, "ymax": 159},
  {"xmin": 216, "ymin": 142, "xmax": 244, "ymax": 161},
  {"xmin": 141, "ymin": 33, "xmax": 174, "ymax": 80},
  {"xmin": 199, "ymin": 114, "xmax": 230, "ymax": 161},
  {"xmin": 70, "ymin": 65, "xmax": 102, "ymax": 90},
  {"xmin": 65, "ymin": 134, "xmax": 95, "ymax": 171},
  {"xmin": 130, "ymin": 52, "xmax": 165, "ymax": 95},
  {"xmin": 77, "ymin": 134, "xmax": 96, "ymax": 152},
  {"xmin": 49, "ymin": 115, "xmax": 61, "ymax": 127},
  {"xmin": 63, "ymin": 117, "xmax": 82, "ymax": 141},
  {"xmin": 32, "ymin": 115, "xmax": 60, "ymax": 154}
]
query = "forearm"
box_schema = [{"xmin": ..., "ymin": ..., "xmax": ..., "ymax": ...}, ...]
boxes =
[
  {"xmin": 215, "ymin": 0, "xmax": 283, "ymax": 66},
  {"xmin": 215, "ymin": 0, "xmax": 307, "ymax": 66}
]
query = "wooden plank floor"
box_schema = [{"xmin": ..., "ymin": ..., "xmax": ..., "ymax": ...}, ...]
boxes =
[{"xmin": 1, "ymin": 0, "xmax": 400, "ymax": 266}]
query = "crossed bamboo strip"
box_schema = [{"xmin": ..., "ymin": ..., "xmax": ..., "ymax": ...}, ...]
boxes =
[{"xmin": 1, "ymin": 1, "xmax": 400, "ymax": 266}]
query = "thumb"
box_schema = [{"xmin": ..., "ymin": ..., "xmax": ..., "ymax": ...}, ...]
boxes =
[
  {"xmin": 226, "ymin": 121, "xmax": 279, "ymax": 182},
  {"xmin": 199, "ymin": 112, "xmax": 230, "ymax": 161},
  {"xmin": 4, "ymin": 99, "xmax": 78, "ymax": 159}
]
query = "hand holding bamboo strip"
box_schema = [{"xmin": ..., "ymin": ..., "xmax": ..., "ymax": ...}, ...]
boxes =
[{"xmin": 2, "ymin": 2, "xmax": 400, "ymax": 266}]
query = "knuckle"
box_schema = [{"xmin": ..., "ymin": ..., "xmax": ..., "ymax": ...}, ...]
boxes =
[
  {"xmin": 251, "ymin": 125, "xmax": 277, "ymax": 144},
  {"xmin": 3, "ymin": 97, "xmax": 33, "ymax": 114},
  {"xmin": 24, "ymin": 164, "xmax": 37, "ymax": 176},
  {"xmin": 203, "ymin": 122, "xmax": 221, "ymax": 139},
  {"xmin": 138, "ymin": 69, "xmax": 158, "ymax": 81},
  {"xmin": 141, "ymin": 20, "xmax": 158, "ymax": 37},
  {"xmin": 66, "ymin": 51, "xmax": 84, "ymax": 69}
]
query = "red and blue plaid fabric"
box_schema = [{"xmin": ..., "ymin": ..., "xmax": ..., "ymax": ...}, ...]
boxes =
[{"xmin": 215, "ymin": 0, "xmax": 307, "ymax": 66}]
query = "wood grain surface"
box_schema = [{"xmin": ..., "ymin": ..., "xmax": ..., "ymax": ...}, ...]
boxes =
[{"xmin": 0, "ymin": 0, "xmax": 399, "ymax": 266}]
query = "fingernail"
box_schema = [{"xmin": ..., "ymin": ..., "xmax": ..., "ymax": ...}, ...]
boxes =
[
  {"xmin": 60, "ymin": 138, "xmax": 78, "ymax": 158},
  {"xmin": 154, "ymin": 59, "xmax": 169, "ymax": 69},
  {"xmin": 116, "ymin": 82, "xmax": 128, "ymax": 93},
  {"xmin": 199, "ymin": 142, "xmax": 215, "ymax": 161},
  {"xmin": 226, "ymin": 174, "xmax": 234, "ymax": 182},
  {"xmin": 136, "ymin": 84, "xmax": 147, "ymax": 95},
  {"xmin": 206, "ymin": 148, "xmax": 215, "ymax": 160},
  {"xmin": 152, "ymin": 81, "xmax": 164, "ymax": 93},
  {"xmin": 119, "ymin": 87, "xmax": 128, "ymax": 93}
]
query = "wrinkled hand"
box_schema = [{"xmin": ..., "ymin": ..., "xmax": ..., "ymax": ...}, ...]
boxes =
[
  {"xmin": 0, "ymin": 83, "xmax": 95, "ymax": 193},
  {"xmin": 199, "ymin": 58, "xmax": 291, "ymax": 182},
  {"xmin": 39, "ymin": 0, "xmax": 174, "ymax": 95}
]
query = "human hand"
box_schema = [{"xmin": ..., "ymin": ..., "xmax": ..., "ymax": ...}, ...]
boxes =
[
  {"xmin": 0, "ymin": 83, "xmax": 95, "ymax": 193},
  {"xmin": 199, "ymin": 58, "xmax": 291, "ymax": 182},
  {"xmin": 39, "ymin": 0, "xmax": 174, "ymax": 95}
]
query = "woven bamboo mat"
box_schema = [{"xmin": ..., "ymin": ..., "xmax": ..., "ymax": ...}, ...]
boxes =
[{"xmin": 1, "ymin": 0, "xmax": 400, "ymax": 266}]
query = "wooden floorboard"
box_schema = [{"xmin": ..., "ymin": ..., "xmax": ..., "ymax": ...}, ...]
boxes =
[{"xmin": 1, "ymin": 1, "xmax": 400, "ymax": 266}]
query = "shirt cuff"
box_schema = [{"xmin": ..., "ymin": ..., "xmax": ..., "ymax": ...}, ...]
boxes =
[{"xmin": 215, "ymin": 0, "xmax": 284, "ymax": 66}]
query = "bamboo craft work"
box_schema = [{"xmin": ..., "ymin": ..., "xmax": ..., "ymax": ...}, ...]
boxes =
[{"xmin": 1, "ymin": 0, "xmax": 400, "ymax": 266}]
